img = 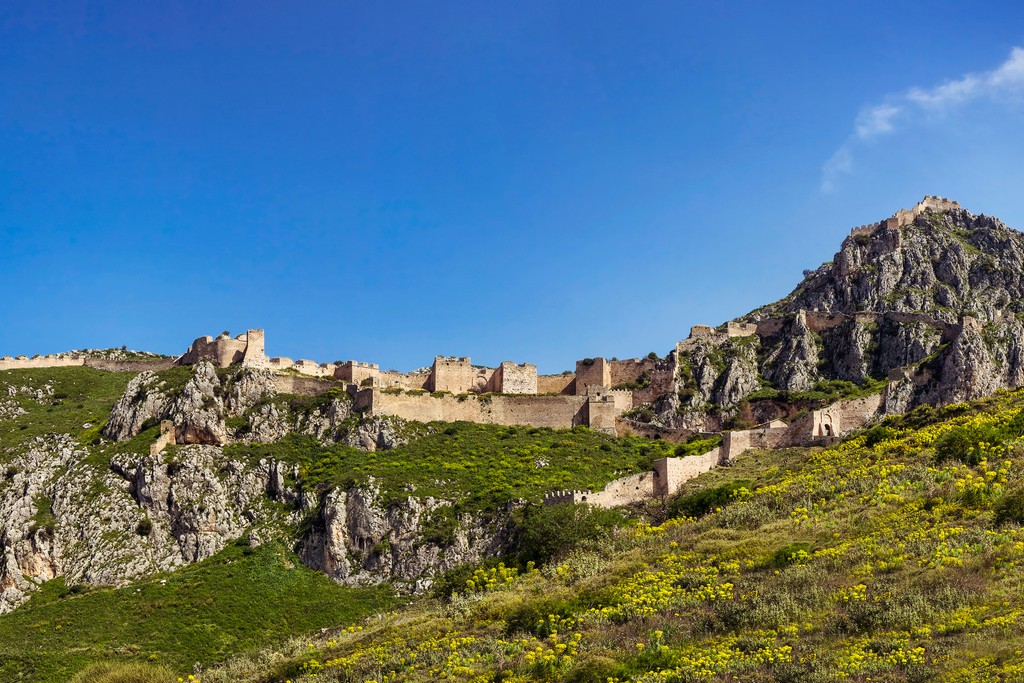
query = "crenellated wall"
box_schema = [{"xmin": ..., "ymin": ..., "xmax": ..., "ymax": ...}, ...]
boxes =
[{"xmin": 0, "ymin": 355, "xmax": 174, "ymax": 373}]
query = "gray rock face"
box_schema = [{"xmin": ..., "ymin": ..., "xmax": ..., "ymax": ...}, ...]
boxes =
[
  {"xmin": 0, "ymin": 431, "xmax": 496, "ymax": 610},
  {"xmin": 299, "ymin": 482, "xmax": 507, "ymax": 592},
  {"xmin": 295, "ymin": 398, "xmax": 353, "ymax": 442},
  {"xmin": 654, "ymin": 203, "xmax": 1024, "ymax": 429},
  {"xmin": 172, "ymin": 362, "xmax": 228, "ymax": 445},
  {"xmin": 764, "ymin": 311, "xmax": 820, "ymax": 393},
  {"xmin": 103, "ymin": 372, "xmax": 171, "ymax": 441},
  {"xmin": 0, "ymin": 363, "xmax": 466, "ymax": 612},
  {"xmin": 0, "ymin": 435, "xmax": 300, "ymax": 613},
  {"xmin": 342, "ymin": 415, "xmax": 405, "ymax": 452}
]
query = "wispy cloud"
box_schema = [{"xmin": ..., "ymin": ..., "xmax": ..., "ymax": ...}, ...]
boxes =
[{"xmin": 822, "ymin": 47, "xmax": 1024, "ymax": 192}]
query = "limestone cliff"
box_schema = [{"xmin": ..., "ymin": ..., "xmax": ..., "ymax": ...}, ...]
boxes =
[
  {"xmin": 0, "ymin": 364, "xmax": 501, "ymax": 613},
  {"xmin": 653, "ymin": 199, "xmax": 1024, "ymax": 429}
]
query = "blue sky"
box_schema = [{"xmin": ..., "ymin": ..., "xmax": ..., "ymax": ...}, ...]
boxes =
[{"xmin": 2, "ymin": 2, "xmax": 1024, "ymax": 373}]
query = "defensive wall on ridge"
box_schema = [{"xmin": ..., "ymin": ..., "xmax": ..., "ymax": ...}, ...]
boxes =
[
  {"xmin": 850, "ymin": 195, "xmax": 960, "ymax": 238},
  {"xmin": 354, "ymin": 384, "xmax": 633, "ymax": 434},
  {"xmin": 0, "ymin": 355, "xmax": 175, "ymax": 373},
  {"xmin": 547, "ymin": 390, "xmax": 886, "ymax": 509}
]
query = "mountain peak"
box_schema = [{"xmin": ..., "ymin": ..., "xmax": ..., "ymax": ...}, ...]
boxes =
[{"xmin": 849, "ymin": 195, "xmax": 966, "ymax": 240}]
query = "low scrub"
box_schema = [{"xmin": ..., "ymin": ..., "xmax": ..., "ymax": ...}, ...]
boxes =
[
  {"xmin": 69, "ymin": 662, "xmax": 177, "ymax": 683},
  {"xmin": 668, "ymin": 479, "xmax": 753, "ymax": 519}
]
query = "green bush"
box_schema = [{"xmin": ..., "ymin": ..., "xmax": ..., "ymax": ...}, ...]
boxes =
[
  {"xmin": 135, "ymin": 518, "xmax": 153, "ymax": 537},
  {"xmin": 511, "ymin": 503, "xmax": 626, "ymax": 566},
  {"xmin": 502, "ymin": 593, "xmax": 578, "ymax": 635},
  {"xmin": 934, "ymin": 422, "xmax": 1009, "ymax": 466},
  {"xmin": 668, "ymin": 480, "xmax": 752, "ymax": 519},
  {"xmin": 764, "ymin": 542, "xmax": 813, "ymax": 569},
  {"xmin": 994, "ymin": 490, "xmax": 1024, "ymax": 526}
]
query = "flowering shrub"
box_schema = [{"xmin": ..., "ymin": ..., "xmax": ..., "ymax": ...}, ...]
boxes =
[{"xmin": 193, "ymin": 388, "xmax": 1024, "ymax": 683}]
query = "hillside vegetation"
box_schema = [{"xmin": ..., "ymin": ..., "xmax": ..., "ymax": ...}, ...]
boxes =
[
  {"xmin": 0, "ymin": 542, "xmax": 396, "ymax": 683},
  {"xmin": 187, "ymin": 388, "xmax": 1024, "ymax": 682},
  {"xmin": 230, "ymin": 423, "xmax": 674, "ymax": 510}
]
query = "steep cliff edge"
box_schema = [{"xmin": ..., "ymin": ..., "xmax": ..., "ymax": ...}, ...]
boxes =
[
  {"xmin": 0, "ymin": 365, "xmax": 505, "ymax": 612},
  {"xmin": 0, "ymin": 364, "xmax": 660, "ymax": 613}
]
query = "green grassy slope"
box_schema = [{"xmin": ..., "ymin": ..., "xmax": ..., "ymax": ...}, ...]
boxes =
[
  {"xmin": 0, "ymin": 366, "xmax": 133, "ymax": 454},
  {"xmin": 0, "ymin": 365, "xmax": 691, "ymax": 682},
  {"xmin": 196, "ymin": 389, "xmax": 1024, "ymax": 683},
  {"xmin": 229, "ymin": 422, "xmax": 676, "ymax": 509},
  {"xmin": 0, "ymin": 542, "xmax": 397, "ymax": 683}
]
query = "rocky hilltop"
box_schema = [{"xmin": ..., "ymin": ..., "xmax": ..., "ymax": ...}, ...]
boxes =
[
  {"xmin": 0, "ymin": 364, "xmax": 505, "ymax": 613},
  {"xmin": 655, "ymin": 197, "xmax": 1024, "ymax": 430},
  {"xmin": 4, "ymin": 195, "xmax": 1024, "ymax": 618}
]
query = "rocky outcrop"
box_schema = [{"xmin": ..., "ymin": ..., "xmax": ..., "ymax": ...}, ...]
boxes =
[
  {"xmin": 104, "ymin": 364, "xmax": 409, "ymax": 450},
  {"xmin": 342, "ymin": 415, "xmax": 406, "ymax": 452},
  {"xmin": 300, "ymin": 482, "xmax": 507, "ymax": 592},
  {"xmin": 652, "ymin": 200, "xmax": 1024, "ymax": 429},
  {"xmin": 0, "ymin": 363, "xmax": 460, "ymax": 611},
  {"xmin": 171, "ymin": 362, "xmax": 228, "ymax": 445},
  {"xmin": 0, "ymin": 430, "xmax": 495, "ymax": 611},
  {"xmin": 103, "ymin": 371, "xmax": 171, "ymax": 441},
  {"xmin": 0, "ymin": 435, "xmax": 302, "ymax": 613},
  {"xmin": 763, "ymin": 311, "xmax": 820, "ymax": 392}
]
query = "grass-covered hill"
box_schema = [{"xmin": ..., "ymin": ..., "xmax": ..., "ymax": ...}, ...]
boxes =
[
  {"xmin": 0, "ymin": 365, "xmax": 679, "ymax": 681},
  {"xmin": 178, "ymin": 388, "xmax": 1024, "ymax": 683},
  {"xmin": 0, "ymin": 542, "xmax": 396, "ymax": 683},
  {"xmin": 10, "ymin": 365, "xmax": 1024, "ymax": 681}
]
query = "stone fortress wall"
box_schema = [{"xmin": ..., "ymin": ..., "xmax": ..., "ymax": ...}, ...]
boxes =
[
  {"xmin": 550, "ymin": 390, "xmax": 886, "ymax": 509},
  {"xmin": 0, "ymin": 354, "xmax": 174, "ymax": 373},
  {"xmin": 850, "ymin": 195, "xmax": 960, "ymax": 238}
]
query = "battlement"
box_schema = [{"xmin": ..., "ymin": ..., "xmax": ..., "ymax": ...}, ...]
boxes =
[
  {"xmin": 850, "ymin": 222, "xmax": 882, "ymax": 237},
  {"xmin": 851, "ymin": 196, "xmax": 963, "ymax": 238},
  {"xmin": 178, "ymin": 329, "xmax": 268, "ymax": 369},
  {"xmin": 680, "ymin": 322, "xmax": 759, "ymax": 350},
  {"xmin": 544, "ymin": 490, "xmax": 594, "ymax": 505}
]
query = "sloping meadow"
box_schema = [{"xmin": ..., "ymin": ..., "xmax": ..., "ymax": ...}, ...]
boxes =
[{"xmin": 196, "ymin": 389, "xmax": 1024, "ymax": 682}]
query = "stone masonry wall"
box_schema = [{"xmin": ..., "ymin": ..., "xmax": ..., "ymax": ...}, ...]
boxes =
[
  {"xmin": 587, "ymin": 472, "xmax": 655, "ymax": 507},
  {"xmin": 538, "ymin": 374, "xmax": 575, "ymax": 395},
  {"xmin": 366, "ymin": 389, "xmax": 589, "ymax": 429},
  {"xmin": 0, "ymin": 356, "xmax": 174, "ymax": 373},
  {"xmin": 83, "ymin": 358, "xmax": 176, "ymax": 373},
  {"xmin": 575, "ymin": 357, "xmax": 610, "ymax": 395},
  {"xmin": 609, "ymin": 356, "xmax": 677, "ymax": 407},
  {"xmin": 429, "ymin": 357, "xmax": 477, "ymax": 393},
  {"xmin": 496, "ymin": 362, "xmax": 538, "ymax": 394},
  {"xmin": 242, "ymin": 329, "xmax": 268, "ymax": 368},
  {"xmin": 336, "ymin": 361, "xmax": 380, "ymax": 386},
  {"xmin": 0, "ymin": 356, "xmax": 85, "ymax": 370},
  {"xmin": 271, "ymin": 375, "xmax": 345, "ymax": 397},
  {"xmin": 653, "ymin": 451, "xmax": 721, "ymax": 497}
]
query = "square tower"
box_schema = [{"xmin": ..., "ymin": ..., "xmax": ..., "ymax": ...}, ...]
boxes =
[{"xmin": 575, "ymin": 357, "xmax": 610, "ymax": 395}]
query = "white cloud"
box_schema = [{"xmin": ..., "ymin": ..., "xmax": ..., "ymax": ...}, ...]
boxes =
[
  {"xmin": 907, "ymin": 46, "xmax": 1024, "ymax": 109},
  {"xmin": 855, "ymin": 103, "xmax": 903, "ymax": 139},
  {"xmin": 821, "ymin": 145, "xmax": 852, "ymax": 193},
  {"xmin": 822, "ymin": 47, "xmax": 1024, "ymax": 191}
]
